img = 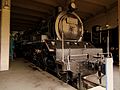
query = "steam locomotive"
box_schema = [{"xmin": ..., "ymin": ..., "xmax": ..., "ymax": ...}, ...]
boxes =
[{"xmin": 22, "ymin": 5, "xmax": 106, "ymax": 89}]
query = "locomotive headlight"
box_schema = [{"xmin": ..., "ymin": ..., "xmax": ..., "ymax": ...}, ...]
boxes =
[
  {"xmin": 68, "ymin": 2, "xmax": 76, "ymax": 11},
  {"xmin": 71, "ymin": 2, "xmax": 76, "ymax": 9}
]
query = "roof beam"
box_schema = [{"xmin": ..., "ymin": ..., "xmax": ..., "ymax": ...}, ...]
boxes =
[
  {"xmin": 84, "ymin": 1, "xmax": 118, "ymax": 21},
  {"xmin": 76, "ymin": 2, "xmax": 97, "ymax": 15},
  {"xmin": 12, "ymin": 24, "xmax": 33, "ymax": 28},
  {"xmin": 11, "ymin": 24, "xmax": 34, "ymax": 29},
  {"xmin": 80, "ymin": 0, "xmax": 106, "ymax": 7},
  {"xmin": 11, "ymin": 27, "xmax": 30, "ymax": 31},
  {"xmin": 11, "ymin": 23, "xmax": 35, "ymax": 27},
  {"xmin": 11, "ymin": 13, "xmax": 43, "ymax": 20},
  {"xmin": 11, "ymin": 25, "xmax": 34, "ymax": 31},
  {"xmin": 11, "ymin": 19, "xmax": 37, "ymax": 25},
  {"xmin": 33, "ymin": 0, "xmax": 59, "ymax": 7},
  {"xmin": 76, "ymin": 8, "xmax": 94, "ymax": 16},
  {"xmin": 12, "ymin": 0, "xmax": 52, "ymax": 15},
  {"xmin": 12, "ymin": 6, "xmax": 49, "ymax": 18},
  {"xmin": 11, "ymin": 13, "xmax": 40, "ymax": 22},
  {"xmin": 94, "ymin": 1, "xmax": 118, "ymax": 16},
  {"xmin": 11, "ymin": 17, "xmax": 39, "ymax": 22}
]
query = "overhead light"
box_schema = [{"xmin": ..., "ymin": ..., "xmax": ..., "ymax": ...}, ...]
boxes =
[
  {"xmin": 105, "ymin": 24, "xmax": 111, "ymax": 29},
  {"xmin": 71, "ymin": 2, "xmax": 76, "ymax": 9},
  {"xmin": 68, "ymin": 2, "xmax": 76, "ymax": 12}
]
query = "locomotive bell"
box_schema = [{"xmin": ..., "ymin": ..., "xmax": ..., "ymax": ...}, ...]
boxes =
[{"xmin": 55, "ymin": 11, "xmax": 83, "ymax": 42}]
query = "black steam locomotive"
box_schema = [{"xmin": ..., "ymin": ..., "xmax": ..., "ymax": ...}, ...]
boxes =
[{"xmin": 22, "ymin": 5, "xmax": 106, "ymax": 89}]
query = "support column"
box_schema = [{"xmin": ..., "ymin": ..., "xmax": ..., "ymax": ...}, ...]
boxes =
[
  {"xmin": 106, "ymin": 58, "xmax": 113, "ymax": 90},
  {"xmin": 0, "ymin": 0, "xmax": 11, "ymax": 71},
  {"xmin": 119, "ymin": 0, "xmax": 120, "ymax": 66}
]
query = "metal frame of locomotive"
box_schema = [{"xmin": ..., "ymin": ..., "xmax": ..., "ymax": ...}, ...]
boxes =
[
  {"xmin": 22, "ymin": 5, "xmax": 107, "ymax": 89},
  {"xmin": 33, "ymin": 11, "xmax": 106, "ymax": 88}
]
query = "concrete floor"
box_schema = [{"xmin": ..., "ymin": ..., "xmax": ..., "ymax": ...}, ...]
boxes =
[
  {"xmin": 113, "ymin": 65, "xmax": 120, "ymax": 90},
  {"xmin": 84, "ymin": 65, "xmax": 120, "ymax": 90},
  {"xmin": 0, "ymin": 58, "xmax": 119, "ymax": 90},
  {"xmin": 0, "ymin": 58, "xmax": 76, "ymax": 90}
]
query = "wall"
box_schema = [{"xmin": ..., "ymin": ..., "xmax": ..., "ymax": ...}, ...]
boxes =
[{"xmin": 84, "ymin": 6, "xmax": 118, "ymax": 32}]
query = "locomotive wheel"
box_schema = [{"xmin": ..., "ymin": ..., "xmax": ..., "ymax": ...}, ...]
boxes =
[
  {"xmin": 56, "ymin": 66, "xmax": 62, "ymax": 79},
  {"xmin": 42, "ymin": 57, "xmax": 48, "ymax": 71},
  {"xmin": 60, "ymin": 71, "xmax": 79, "ymax": 89}
]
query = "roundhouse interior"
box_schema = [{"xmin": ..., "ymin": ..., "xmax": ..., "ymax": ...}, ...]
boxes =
[{"xmin": 0, "ymin": 0, "xmax": 120, "ymax": 90}]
